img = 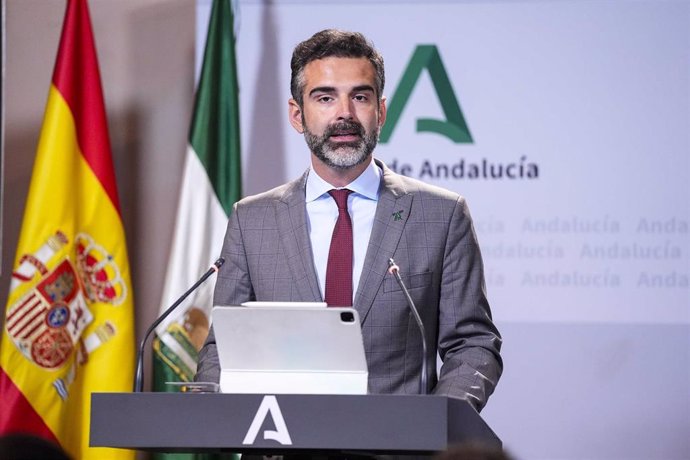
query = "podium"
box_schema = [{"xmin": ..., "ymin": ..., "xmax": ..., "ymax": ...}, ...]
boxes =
[{"xmin": 90, "ymin": 393, "xmax": 500, "ymax": 455}]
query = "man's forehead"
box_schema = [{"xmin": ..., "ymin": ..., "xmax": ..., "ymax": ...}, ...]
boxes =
[{"xmin": 302, "ymin": 56, "xmax": 376, "ymax": 88}]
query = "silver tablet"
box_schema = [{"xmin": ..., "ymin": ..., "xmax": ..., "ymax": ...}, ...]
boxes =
[{"xmin": 212, "ymin": 304, "xmax": 368, "ymax": 395}]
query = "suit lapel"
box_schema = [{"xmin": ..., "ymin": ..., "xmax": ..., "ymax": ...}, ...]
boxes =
[
  {"xmin": 275, "ymin": 171, "xmax": 322, "ymax": 302},
  {"xmin": 354, "ymin": 160, "xmax": 412, "ymax": 322}
]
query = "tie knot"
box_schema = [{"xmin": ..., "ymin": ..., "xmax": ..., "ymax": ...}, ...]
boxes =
[{"xmin": 328, "ymin": 189, "xmax": 352, "ymax": 210}]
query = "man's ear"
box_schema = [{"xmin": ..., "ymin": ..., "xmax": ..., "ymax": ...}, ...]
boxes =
[
  {"xmin": 288, "ymin": 98, "xmax": 304, "ymax": 133},
  {"xmin": 378, "ymin": 96, "xmax": 387, "ymax": 129}
]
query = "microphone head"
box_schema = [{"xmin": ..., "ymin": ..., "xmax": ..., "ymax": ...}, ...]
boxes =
[
  {"xmin": 214, "ymin": 257, "xmax": 225, "ymax": 269},
  {"xmin": 387, "ymin": 258, "xmax": 399, "ymax": 275}
]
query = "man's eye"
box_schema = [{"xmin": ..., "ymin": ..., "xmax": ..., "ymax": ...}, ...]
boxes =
[
  {"xmin": 317, "ymin": 95, "xmax": 333, "ymax": 103},
  {"xmin": 353, "ymin": 94, "xmax": 369, "ymax": 102}
]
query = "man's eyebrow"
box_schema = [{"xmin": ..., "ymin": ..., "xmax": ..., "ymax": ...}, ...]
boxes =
[
  {"xmin": 352, "ymin": 85, "xmax": 375, "ymax": 93},
  {"xmin": 308, "ymin": 86, "xmax": 336, "ymax": 97}
]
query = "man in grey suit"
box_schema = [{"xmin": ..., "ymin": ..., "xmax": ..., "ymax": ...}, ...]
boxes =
[{"xmin": 196, "ymin": 29, "xmax": 502, "ymax": 412}]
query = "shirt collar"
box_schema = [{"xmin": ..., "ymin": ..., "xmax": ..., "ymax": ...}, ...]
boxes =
[{"xmin": 306, "ymin": 158, "xmax": 381, "ymax": 203}]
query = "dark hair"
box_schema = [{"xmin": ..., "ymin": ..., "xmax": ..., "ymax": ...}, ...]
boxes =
[
  {"xmin": 0, "ymin": 434, "xmax": 72, "ymax": 460},
  {"xmin": 290, "ymin": 29, "xmax": 385, "ymax": 107},
  {"xmin": 435, "ymin": 442, "xmax": 514, "ymax": 460}
]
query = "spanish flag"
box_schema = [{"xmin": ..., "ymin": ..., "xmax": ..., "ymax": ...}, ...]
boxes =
[{"xmin": 0, "ymin": 1, "xmax": 135, "ymax": 459}]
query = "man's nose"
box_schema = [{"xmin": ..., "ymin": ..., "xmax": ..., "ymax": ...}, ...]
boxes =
[{"xmin": 336, "ymin": 98, "xmax": 354, "ymax": 120}]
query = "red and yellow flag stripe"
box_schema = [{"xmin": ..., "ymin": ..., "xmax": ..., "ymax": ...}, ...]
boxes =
[{"xmin": 0, "ymin": 1, "xmax": 135, "ymax": 458}]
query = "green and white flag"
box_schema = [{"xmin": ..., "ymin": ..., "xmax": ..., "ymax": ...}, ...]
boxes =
[{"xmin": 153, "ymin": 0, "xmax": 241, "ymax": 397}]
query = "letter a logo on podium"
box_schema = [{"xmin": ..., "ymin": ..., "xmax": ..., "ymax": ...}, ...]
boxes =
[{"xmin": 243, "ymin": 395, "xmax": 293, "ymax": 445}]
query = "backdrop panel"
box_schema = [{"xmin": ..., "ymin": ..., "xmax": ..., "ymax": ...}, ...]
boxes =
[{"xmin": 196, "ymin": 1, "xmax": 689, "ymax": 458}]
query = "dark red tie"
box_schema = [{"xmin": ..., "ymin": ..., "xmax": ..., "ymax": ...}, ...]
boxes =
[{"xmin": 324, "ymin": 189, "xmax": 353, "ymax": 306}]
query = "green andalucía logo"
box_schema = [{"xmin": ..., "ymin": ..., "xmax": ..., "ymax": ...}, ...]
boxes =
[{"xmin": 380, "ymin": 45, "xmax": 473, "ymax": 144}]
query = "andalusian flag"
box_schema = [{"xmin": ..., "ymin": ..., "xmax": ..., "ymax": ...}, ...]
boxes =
[
  {"xmin": 153, "ymin": 0, "xmax": 241, "ymax": 401},
  {"xmin": 0, "ymin": 1, "xmax": 135, "ymax": 459}
]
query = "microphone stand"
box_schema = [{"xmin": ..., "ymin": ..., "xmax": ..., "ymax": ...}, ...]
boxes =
[
  {"xmin": 388, "ymin": 258, "xmax": 429, "ymax": 395},
  {"xmin": 133, "ymin": 257, "xmax": 224, "ymax": 392}
]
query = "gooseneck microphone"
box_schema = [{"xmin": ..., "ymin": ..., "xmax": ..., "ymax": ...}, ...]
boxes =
[
  {"xmin": 388, "ymin": 258, "xmax": 429, "ymax": 395},
  {"xmin": 133, "ymin": 257, "xmax": 225, "ymax": 392}
]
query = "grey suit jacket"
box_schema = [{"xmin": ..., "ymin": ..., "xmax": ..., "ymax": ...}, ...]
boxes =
[{"xmin": 196, "ymin": 159, "xmax": 502, "ymax": 411}]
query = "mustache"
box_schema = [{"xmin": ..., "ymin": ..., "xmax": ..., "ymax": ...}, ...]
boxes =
[{"xmin": 324, "ymin": 121, "xmax": 364, "ymax": 138}]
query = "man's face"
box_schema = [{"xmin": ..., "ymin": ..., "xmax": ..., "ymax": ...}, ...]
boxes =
[{"xmin": 289, "ymin": 57, "xmax": 386, "ymax": 170}]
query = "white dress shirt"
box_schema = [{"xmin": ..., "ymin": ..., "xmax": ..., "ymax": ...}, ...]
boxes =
[{"xmin": 305, "ymin": 160, "xmax": 382, "ymax": 303}]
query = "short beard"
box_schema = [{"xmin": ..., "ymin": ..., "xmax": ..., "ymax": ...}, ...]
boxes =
[{"xmin": 304, "ymin": 120, "xmax": 378, "ymax": 170}]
